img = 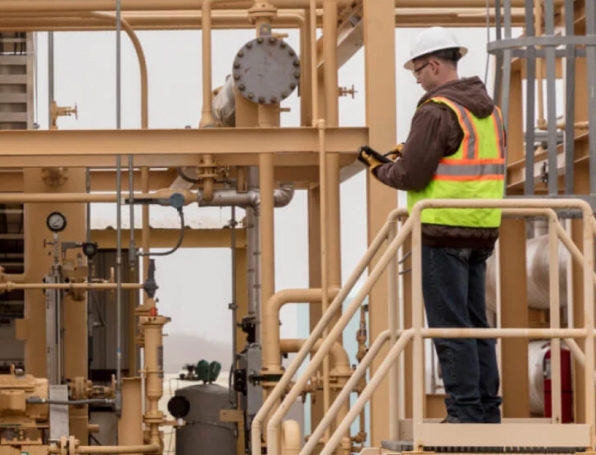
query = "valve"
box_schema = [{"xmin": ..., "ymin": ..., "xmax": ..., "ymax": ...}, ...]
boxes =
[
  {"xmin": 50, "ymin": 100, "xmax": 78, "ymax": 129},
  {"xmin": 339, "ymin": 84, "xmax": 358, "ymax": 99}
]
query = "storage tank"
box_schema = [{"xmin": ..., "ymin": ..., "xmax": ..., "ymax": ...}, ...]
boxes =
[{"xmin": 174, "ymin": 383, "xmax": 237, "ymax": 455}]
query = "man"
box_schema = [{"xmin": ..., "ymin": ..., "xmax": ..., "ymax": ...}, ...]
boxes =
[{"xmin": 358, "ymin": 26, "xmax": 506, "ymax": 424}]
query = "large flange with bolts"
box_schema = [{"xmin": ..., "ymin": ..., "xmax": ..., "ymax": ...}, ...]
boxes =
[{"xmin": 232, "ymin": 35, "xmax": 300, "ymax": 105}]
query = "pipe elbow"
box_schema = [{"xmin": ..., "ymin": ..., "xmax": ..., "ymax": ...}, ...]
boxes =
[{"xmin": 273, "ymin": 184, "xmax": 295, "ymax": 208}]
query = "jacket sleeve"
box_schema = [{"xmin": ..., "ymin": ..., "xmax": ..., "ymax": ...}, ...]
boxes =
[{"xmin": 372, "ymin": 104, "xmax": 461, "ymax": 192}]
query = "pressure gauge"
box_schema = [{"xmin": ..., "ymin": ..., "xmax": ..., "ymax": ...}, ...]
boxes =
[
  {"xmin": 82, "ymin": 242, "xmax": 98, "ymax": 259},
  {"xmin": 46, "ymin": 212, "xmax": 67, "ymax": 233}
]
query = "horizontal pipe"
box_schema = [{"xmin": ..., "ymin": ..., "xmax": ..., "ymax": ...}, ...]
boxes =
[
  {"xmin": 0, "ymin": 282, "xmax": 142, "ymax": 291},
  {"xmin": 0, "ymin": 0, "xmax": 549, "ymax": 13},
  {"xmin": 49, "ymin": 445, "xmax": 159, "ymax": 454},
  {"xmin": 197, "ymin": 184, "xmax": 295, "ymax": 208},
  {"xmin": 0, "ymin": 9, "xmax": 529, "ymax": 31}
]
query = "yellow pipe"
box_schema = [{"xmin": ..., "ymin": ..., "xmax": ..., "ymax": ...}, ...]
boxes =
[
  {"xmin": 281, "ymin": 420, "xmax": 302, "ymax": 455},
  {"xmin": 49, "ymin": 445, "xmax": 160, "ymax": 454},
  {"xmin": 0, "ymin": 0, "xmax": 558, "ymax": 13},
  {"xmin": 0, "ymin": 189, "xmax": 196, "ymax": 204},
  {"xmin": 262, "ymin": 288, "xmax": 340, "ymax": 372},
  {"xmin": 0, "ymin": 282, "xmax": 142, "ymax": 291}
]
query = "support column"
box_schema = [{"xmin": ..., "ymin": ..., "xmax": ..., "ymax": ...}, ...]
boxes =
[
  {"xmin": 363, "ymin": 0, "xmax": 398, "ymax": 446},
  {"xmin": 21, "ymin": 167, "xmax": 88, "ymax": 441}
]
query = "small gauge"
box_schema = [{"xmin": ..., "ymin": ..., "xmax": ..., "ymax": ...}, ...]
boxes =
[
  {"xmin": 82, "ymin": 242, "xmax": 98, "ymax": 259},
  {"xmin": 46, "ymin": 212, "xmax": 67, "ymax": 233}
]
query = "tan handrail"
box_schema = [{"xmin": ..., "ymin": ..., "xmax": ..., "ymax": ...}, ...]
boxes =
[
  {"xmin": 265, "ymin": 212, "xmax": 414, "ymax": 455},
  {"xmin": 249, "ymin": 207, "xmax": 408, "ymax": 455},
  {"xmin": 307, "ymin": 198, "xmax": 595, "ymax": 455}
]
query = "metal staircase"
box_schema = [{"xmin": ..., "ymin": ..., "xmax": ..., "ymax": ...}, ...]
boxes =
[{"xmin": 0, "ymin": 31, "xmax": 35, "ymax": 372}]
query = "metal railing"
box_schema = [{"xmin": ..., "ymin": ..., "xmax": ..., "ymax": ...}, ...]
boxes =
[{"xmin": 253, "ymin": 198, "xmax": 596, "ymax": 455}]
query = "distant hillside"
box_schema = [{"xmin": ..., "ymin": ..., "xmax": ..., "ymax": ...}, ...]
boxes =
[{"xmin": 162, "ymin": 333, "xmax": 233, "ymax": 374}]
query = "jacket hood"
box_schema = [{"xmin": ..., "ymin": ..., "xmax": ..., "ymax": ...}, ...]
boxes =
[{"xmin": 417, "ymin": 76, "xmax": 495, "ymax": 119}]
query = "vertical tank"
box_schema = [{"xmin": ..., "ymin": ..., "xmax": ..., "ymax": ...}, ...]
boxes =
[{"xmin": 174, "ymin": 383, "xmax": 237, "ymax": 455}]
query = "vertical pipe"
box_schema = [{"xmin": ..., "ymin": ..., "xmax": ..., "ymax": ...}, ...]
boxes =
[
  {"xmin": 544, "ymin": 0, "xmax": 558, "ymax": 196},
  {"xmin": 115, "ymin": 0, "xmax": 123, "ymax": 415},
  {"xmin": 584, "ymin": 0, "xmax": 596, "ymax": 195},
  {"xmin": 548, "ymin": 216, "xmax": 562, "ymax": 422},
  {"xmin": 230, "ymin": 206, "xmax": 238, "ymax": 408},
  {"xmin": 581, "ymin": 207, "xmax": 595, "ymax": 446},
  {"xmin": 563, "ymin": 0, "xmax": 575, "ymax": 195},
  {"xmin": 48, "ymin": 31, "xmax": 53, "ymax": 123},
  {"xmin": 411, "ymin": 218, "xmax": 424, "ymax": 451},
  {"xmin": 500, "ymin": 0, "xmax": 513, "ymax": 128},
  {"xmin": 524, "ymin": 0, "xmax": 536, "ymax": 195},
  {"xmin": 309, "ymin": 0, "xmax": 318, "ymax": 122},
  {"xmin": 388, "ymin": 220, "xmax": 399, "ymax": 440},
  {"xmin": 492, "ymin": 0, "xmax": 503, "ymax": 103}
]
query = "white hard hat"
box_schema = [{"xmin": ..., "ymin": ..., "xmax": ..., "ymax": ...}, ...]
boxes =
[{"xmin": 403, "ymin": 27, "xmax": 468, "ymax": 71}]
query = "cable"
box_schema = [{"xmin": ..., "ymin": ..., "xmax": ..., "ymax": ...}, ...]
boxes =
[
  {"xmin": 137, "ymin": 208, "xmax": 185, "ymax": 257},
  {"xmin": 26, "ymin": 397, "xmax": 115, "ymax": 406}
]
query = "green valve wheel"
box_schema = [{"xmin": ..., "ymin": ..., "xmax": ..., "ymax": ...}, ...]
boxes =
[
  {"xmin": 209, "ymin": 361, "xmax": 221, "ymax": 382},
  {"xmin": 196, "ymin": 360, "xmax": 210, "ymax": 382}
]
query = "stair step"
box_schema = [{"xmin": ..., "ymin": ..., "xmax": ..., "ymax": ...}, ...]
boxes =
[
  {"xmin": 0, "ymin": 55, "xmax": 27, "ymax": 66},
  {"xmin": 0, "ymin": 93, "xmax": 27, "ymax": 103},
  {"xmin": 0, "ymin": 74, "xmax": 27, "ymax": 84}
]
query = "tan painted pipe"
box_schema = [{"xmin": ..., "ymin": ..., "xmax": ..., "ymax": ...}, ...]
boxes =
[
  {"xmin": 263, "ymin": 288, "xmax": 339, "ymax": 372},
  {"xmin": 280, "ymin": 338, "xmax": 350, "ymax": 372},
  {"xmin": 0, "ymin": 282, "xmax": 142, "ymax": 291},
  {"xmin": 0, "ymin": 10, "xmax": 528, "ymax": 31},
  {"xmin": 0, "ymin": 189, "xmax": 195, "ymax": 204},
  {"xmin": 281, "ymin": 420, "xmax": 302, "ymax": 455},
  {"xmin": 49, "ymin": 444, "xmax": 160, "ymax": 454},
  {"xmin": 0, "ymin": 0, "xmax": 559, "ymax": 13}
]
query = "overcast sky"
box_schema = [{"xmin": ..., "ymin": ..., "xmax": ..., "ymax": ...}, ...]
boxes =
[{"xmin": 30, "ymin": 23, "xmax": 527, "ymax": 345}]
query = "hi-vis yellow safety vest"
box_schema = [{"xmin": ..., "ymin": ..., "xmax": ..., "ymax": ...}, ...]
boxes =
[{"xmin": 406, "ymin": 96, "xmax": 506, "ymax": 228}]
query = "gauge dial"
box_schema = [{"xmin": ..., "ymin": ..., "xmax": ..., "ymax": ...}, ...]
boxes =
[{"xmin": 46, "ymin": 212, "xmax": 67, "ymax": 233}]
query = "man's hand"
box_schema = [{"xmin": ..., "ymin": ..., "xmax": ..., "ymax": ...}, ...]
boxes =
[
  {"xmin": 384, "ymin": 143, "xmax": 404, "ymax": 161},
  {"xmin": 357, "ymin": 146, "xmax": 391, "ymax": 172}
]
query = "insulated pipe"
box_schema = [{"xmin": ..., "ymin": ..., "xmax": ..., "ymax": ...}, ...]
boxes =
[
  {"xmin": 0, "ymin": 0, "xmax": 559, "ymax": 13},
  {"xmin": 197, "ymin": 184, "xmax": 294, "ymax": 208},
  {"xmin": 263, "ymin": 288, "xmax": 339, "ymax": 373}
]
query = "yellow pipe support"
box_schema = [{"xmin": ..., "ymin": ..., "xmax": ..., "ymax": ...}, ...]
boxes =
[
  {"xmin": 263, "ymin": 288, "xmax": 339, "ymax": 373},
  {"xmin": 281, "ymin": 420, "xmax": 302, "ymax": 455}
]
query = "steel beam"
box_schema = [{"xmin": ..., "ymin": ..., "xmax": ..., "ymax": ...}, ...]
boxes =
[{"xmin": 0, "ymin": 126, "xmax": 365, "ymax": 155}]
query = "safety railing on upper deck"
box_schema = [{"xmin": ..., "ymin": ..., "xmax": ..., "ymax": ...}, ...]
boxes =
[{"xmin": 252, "ymin": 198, "xmax": 596, "ymax": 455}]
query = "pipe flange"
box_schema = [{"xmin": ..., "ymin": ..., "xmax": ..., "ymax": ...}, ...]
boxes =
[{"xmin": 233, "ymin": 37, "xmax": 300, "ymax": 105}]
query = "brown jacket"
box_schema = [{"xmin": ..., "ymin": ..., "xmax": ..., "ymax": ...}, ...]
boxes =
[{"xmin": 373, "ymin": 76, "xmax": 503, "ymax": 249}]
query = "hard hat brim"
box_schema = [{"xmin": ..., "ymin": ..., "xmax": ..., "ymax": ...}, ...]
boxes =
[{"xmin": 403, "ymin": 45, "xmax": 468, "ymax": 71}]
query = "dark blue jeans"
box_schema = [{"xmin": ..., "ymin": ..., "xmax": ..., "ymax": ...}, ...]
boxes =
[{"xmin": 421, "ymin": 245, "xmax": 502, "ymax": 423}]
